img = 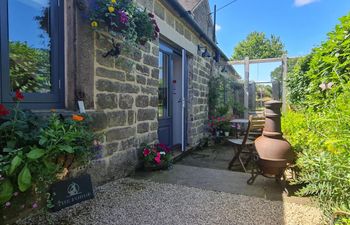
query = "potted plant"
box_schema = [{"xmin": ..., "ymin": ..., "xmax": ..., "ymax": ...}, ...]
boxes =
[
  {"xmin": 141, "ymin": 143, "xmax": 172, "ymax": 171},
  {"xmin": 217, "ymin": 120, "xmax": 232, "ymax": 137},
  {"xmin": 222, "ymin": 122, "xmax": 232, "ymax": 137}
]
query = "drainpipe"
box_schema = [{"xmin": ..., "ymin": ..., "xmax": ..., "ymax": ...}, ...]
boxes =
[{"xmin": 213, "ymin": 4, "xmax": 216, "ymax": 43}]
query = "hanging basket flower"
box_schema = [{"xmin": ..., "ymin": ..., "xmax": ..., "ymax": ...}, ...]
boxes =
[{"xmin": 88, "ymin": 0, "xmax": 160, "ymax": 57}]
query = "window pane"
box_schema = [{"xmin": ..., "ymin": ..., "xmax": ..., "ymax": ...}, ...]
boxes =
[
  {"xmin": 158, "ymin": 52, "xmax": 164, "ymax": 117},
  {"xmin": 158, "ymin": 53, "xmax": 169, "ymax": 118},
  {"xmin": 8, "ymin": 0, "xmax": 51, "ymax": 93}
]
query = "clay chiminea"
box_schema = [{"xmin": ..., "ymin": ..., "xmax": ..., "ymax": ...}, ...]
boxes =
[{"xmin": 254, "ymin": 100, "xmax": 294, "ymax": 177}]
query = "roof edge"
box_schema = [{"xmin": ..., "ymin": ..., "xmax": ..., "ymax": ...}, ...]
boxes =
[{"xmin": 162, "ymin": 0, "xmax": 230, "ymax": 61}]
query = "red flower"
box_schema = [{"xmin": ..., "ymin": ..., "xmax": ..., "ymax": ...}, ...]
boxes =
[
  {"xmin": 15, "ymin": 90, "xmax": 24, "ymax": 101},
  {"xmin": 154, "ymin": 152, "xmax": 161, "ymax": 164},
  {"xmin": 0, "ymin": 104, "xmax": 10, "ymax": 116},
  {"xmin": 143, "ymin": 148, "xmax": 151, "ymax": 157}
]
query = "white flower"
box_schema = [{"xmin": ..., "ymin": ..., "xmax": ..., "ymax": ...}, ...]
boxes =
[{"xmin": 160, "ymin": 152, "xmax": 166, "ymax": 155}]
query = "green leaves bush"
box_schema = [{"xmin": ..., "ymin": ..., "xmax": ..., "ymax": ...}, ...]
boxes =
[
  {"xmin": 0, "ymin": 103, "xmax": 98, "ymax": 207},
  {"xmin": 283, "ymin": 12, "xmax": 350, "ymax": 220}
]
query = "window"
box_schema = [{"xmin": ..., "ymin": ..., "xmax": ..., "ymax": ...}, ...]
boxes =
[
  {"xmin": 0, "ymin": 0, "xmax": 64, "ymax": 109},
  {"xmin": 158, "ymin": 51, "xmax": 170, "ymax": 118}
]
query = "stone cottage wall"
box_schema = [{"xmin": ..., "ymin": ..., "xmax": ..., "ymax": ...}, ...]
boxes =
[
  {"xmin": 78, "ymin": 0, "xmax": 235, "ymax": 184},
  {"xmin": 84, "ymin": 31, "xmax": 160, "ymax": 184},
  {"xmin": 187, "ymin": 55, "xmax": 212, "ymax": 146}
]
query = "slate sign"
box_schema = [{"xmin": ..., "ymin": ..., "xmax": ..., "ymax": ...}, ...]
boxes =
[{"xmin": 50, "ymin": 174, "xmax": 94, "ymax": 212}]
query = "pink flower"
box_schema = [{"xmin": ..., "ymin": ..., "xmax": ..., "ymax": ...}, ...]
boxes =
[
  {"xmin": 5, "ymin": 202, "xmax": 11, "ymax": 207},
  {"xmin": 32, "ymin": 202, "xmax": 38, "ymax": 209},
  {"xmin": 154, "ymin": 152, "xmax": 161, "ymax": 164},
  {"xmin": 143, "ymin": 148, "xmax": 150, "ymax": 157}
]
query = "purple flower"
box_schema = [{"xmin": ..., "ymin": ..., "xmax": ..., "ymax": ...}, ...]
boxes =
[
  {"xmin": 118, "ymin": 10, "xmax": 128, "ymax": 24},
  {"xmin": 32, "ymin": 202, "xmax": 38, "ymax": 209}
]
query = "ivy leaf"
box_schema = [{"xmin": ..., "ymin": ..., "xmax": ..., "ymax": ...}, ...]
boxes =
[
  {"xmin": 27, "ymin": 148, "xmax": 45, "ymax": 160},
  {"xmin": 18, "ymin": 165, "xmax": 32, "ymax": 192},
  {"xmin": 9, "ymin": 156, "xmax": 22, "ymax": 175},
  {"xmin": 0, "ymin": 180, "xmax": 14, "ymax": 204}
]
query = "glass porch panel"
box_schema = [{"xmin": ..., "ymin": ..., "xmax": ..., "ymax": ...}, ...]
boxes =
[
  {"xmin": 8, "ymin": 0, "xmax": 52, "ymax": 93},
  {"xmin": 158, "ymin": 52, "xmax": 169, "ymax": 118}
]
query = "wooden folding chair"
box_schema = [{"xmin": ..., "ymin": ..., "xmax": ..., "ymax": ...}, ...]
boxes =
[
  {"xmin": 228, "ymin": 117, "xmax": 254, "ymax": 172},
  {"xmin": 248, "ymin": 116, "xmax": 265, "ymax": 140}
]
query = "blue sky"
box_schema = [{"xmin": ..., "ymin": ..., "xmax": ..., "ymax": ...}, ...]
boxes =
[
  {"xmin": 209, "ymin": 0, "xmax": 350, "ymax": 81},
  {"xmin": 9, "ymin": 0, "xmax": 49, "ymax": 49}
]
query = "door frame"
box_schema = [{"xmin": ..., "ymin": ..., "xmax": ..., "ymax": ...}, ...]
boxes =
[{"xmin": 158, "ymin": 41, "xmax": 188, "ymax": 150}]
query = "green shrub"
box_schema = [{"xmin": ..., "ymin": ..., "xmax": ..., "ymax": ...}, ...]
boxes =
[
  {"xmin": 283, "ymin": 12, "xmax": 350, "ymax": 219},
  {"xmin": 283, "ymin": 85, "xmax": 350, "ymax": 217},
  {"xmin": 286, "ymin": 54, "xmax": 313, "ymax": 108},
  {"xmin": 0, "ymin": 99, "xmax": 98, "ymax": 208},
  {"xmin": 287, "ymin": 12, "xmax": 350, "ymax": 110}
]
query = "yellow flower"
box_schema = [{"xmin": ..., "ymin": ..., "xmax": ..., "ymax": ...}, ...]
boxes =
[
  {"xmin": 111, "ymin": 0, "xmax": 116, "ymax": 3},
  {"xmin": 108, "ymin": 6, "xmax": 115, "ymax": 13},
  {"xmin": 325, "ymin": 140, "xmax": 339, "ymax": 154},
  {"xmin": 91, "ymin": 21, "xmax": 98, "ymax": 28}
]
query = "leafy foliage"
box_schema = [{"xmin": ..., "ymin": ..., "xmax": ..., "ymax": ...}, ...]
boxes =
[
  {"xmin": 0, "ymin": 101, "xmax": 98, "ymax": 206},
  {"xmin": 141, "ymin": 143, "xmax": 172, "ymax": 170},
  {"xmin": 270, "ymin": 57, "xmax": 299, "ymax": 82},
  {"xmin": 283, "ymin": 12, "xmax": 350, "ymax": 219},
  {"xmin": 208, "ymin": 75, "xmax": 237, "ymax": 117},
  {"xmin": 89, "ymin": 0, "xmax": 159, "ymax": 49},
  {"xmin": 283, "ymin": 87, "xmax": 350, "ymax": 217},
  {"xmin": 231, "ymin": 32, "xmax": 286, "ymax": 60},
  {"xmin": 286, "ymin": 55, "xmax": 313, "ymax": 107},
  {"xmin": 9, "ymin": 41, "xmax": 51, "ymax": 93}
]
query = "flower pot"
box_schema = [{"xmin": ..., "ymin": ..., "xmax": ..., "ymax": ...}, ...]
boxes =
[
  {"xmin": 144, "ymin": 161, "xmax": 170, "ymax": 171},
  {"xmin": 225, "ymin": 132, "xmax": 230, "ymax": 137}
]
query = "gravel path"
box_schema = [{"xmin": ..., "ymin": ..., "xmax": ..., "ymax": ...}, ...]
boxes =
[{"xmin": 18, "ymin": 178, "xmax": 324, "ymax": 225}]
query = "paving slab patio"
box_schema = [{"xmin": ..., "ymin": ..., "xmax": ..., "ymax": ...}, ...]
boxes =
[{"xmin": 134, "ymin": 144, "xmax": 311, "ymax": 205}]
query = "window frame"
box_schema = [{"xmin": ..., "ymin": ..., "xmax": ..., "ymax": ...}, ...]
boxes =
[{"xmin": 0, "ymin": 0, "xmax": 65, "ymax": 109}]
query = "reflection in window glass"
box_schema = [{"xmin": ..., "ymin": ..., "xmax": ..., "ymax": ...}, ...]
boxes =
[
  {"xmin": 158, "ymin": 52, "xmax": 169, "ymax": 118},
  {"xmin": 9, "ymin": 0, "xmax": 51, "ymax": 93}
]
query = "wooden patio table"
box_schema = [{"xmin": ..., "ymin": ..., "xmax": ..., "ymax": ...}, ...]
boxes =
[{"xmin": 230, "ymin": 119, "xmax": 249, "ymax": 138}]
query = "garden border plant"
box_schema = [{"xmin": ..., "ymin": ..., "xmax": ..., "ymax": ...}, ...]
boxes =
[
  {"xmin": 0, "ymin": 91, "xmax": 100, "ymax": 219},
  {"xmin": 282, "ymin": 12, "xmax": 350, "ymax": 223}
]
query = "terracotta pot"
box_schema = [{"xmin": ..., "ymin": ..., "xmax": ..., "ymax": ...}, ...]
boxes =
[{"xmin": 254, "ymin": 101, "xmax": 294, "ymax": 176}]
